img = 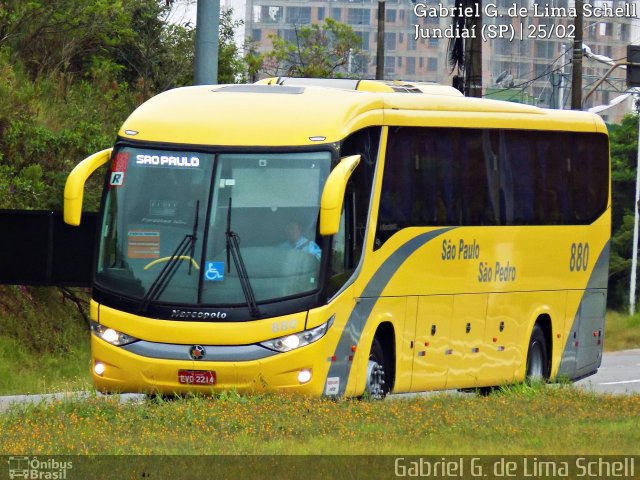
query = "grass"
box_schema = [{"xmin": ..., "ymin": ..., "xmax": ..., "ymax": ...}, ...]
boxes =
[
  {"xmin": 0, "ymin": 285, "xmax": 93, "ymax": 395},
  {"xmin": 0, "ymin": 384, "xmax": 639, "ymax": 455},
  {"xmin": 604, "ymin": 310, "xmax": 640, "ymax": 352},
  {"xmin": 0, "ymin": 336, "xmax": 91, "ymax": 395}
]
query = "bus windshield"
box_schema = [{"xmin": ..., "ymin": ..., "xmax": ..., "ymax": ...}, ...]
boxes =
[{"xmin": 96, "ymin": 147, "xmax": 331, "ymax": 308}]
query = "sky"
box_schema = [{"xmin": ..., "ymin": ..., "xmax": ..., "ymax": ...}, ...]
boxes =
[{"xmin": 169, "ymin": 0, "xmax": 246, "ymax": 43}]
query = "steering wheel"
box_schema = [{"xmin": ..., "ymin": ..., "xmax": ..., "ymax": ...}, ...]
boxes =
[{"xmin": 143, "ymin": 256, "xmax": 200, "ymax": 271}]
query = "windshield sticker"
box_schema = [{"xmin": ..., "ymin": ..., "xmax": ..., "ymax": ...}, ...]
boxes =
[
  {"xmin": 109, "ymin": 152, "xmax": 129, "ymax": 187},
  {"xmin": 127, "ymin": 230, "xmax": 160, "ymax": 259},
  {"xmin": 109, "ymin": 171, "xmax": 125, "ymax": 186},
  {"xmin": 149, "ymin": 200, "xmax": 178, "ymax": 217},
  {"xmin": 136, "ymin": 154, "xmax": 200, "ymax": 168},
  {"xmin": 204, "ymin": 261, "xmax": 225, "ymax": 282},
  {"xmin": 113, "ymin": 152, "xmax": 129, "ymax": 172},
  {"xmin": 219, "ymin": 179, "xmax": 236, "ymax": 188}
]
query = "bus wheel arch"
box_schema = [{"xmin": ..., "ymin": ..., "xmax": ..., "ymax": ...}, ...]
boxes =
[
  {"xmin": 525, "ymin": 315, "xmax": 552, "ymax": 382},
  {"xmin": 365, "ymin": 322, "xmax": 395, "ymax": 397}
]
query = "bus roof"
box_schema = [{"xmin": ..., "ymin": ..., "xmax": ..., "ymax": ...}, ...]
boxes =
[
  {"xmin": 256, "ymin": 77, "xmax": 464, "ymax": 96},
  {"xmin": 119, "ymin": 83, "xmax": 607, "ymax": 147}
]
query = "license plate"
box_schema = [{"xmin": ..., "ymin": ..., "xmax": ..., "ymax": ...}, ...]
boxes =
[{"xmin": 178, "ymin": 370, "xmax": 216, "ymax": 385}]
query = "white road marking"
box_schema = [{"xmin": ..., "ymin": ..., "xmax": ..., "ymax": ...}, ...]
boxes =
[{"xmin": 599, "ymin": 379, "xmax": 640, "ymax": 385}]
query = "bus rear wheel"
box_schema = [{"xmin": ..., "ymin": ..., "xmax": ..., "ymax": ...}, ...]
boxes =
[
  {"xmin": 365, "ymin": 337, "xmax": 389, "ymax": 399},
  {"xmin": 525, "ymin": 324, "xmax": 549, "ymax": 383}
]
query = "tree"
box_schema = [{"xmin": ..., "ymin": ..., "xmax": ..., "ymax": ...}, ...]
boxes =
[
  {"xmin": 218, "ymin": 8, "xmax": 247, "ymax": 84},
  {"xmin": 116, "ymin": 0, "xmax": 194, "ymax": 100},
  {"xmin": 261, "ymin": 18, "xmax": 364, "ymax": 78},
  {"xmin": 244, "ymin": 42, "xmax": 264, "ymax": 83},
  {"xmin": 0, "ymin": 0, "xmax": 132, "ymax": 80},
  {"xmin": 608, "ymin": 113, "xmax": 638, "ymax": 310}
]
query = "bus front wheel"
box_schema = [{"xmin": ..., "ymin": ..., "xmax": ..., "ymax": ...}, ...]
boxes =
[
  {"xmin": 365, "ymin": 337, "xmax": 390, "ymax": 399},
  {"xmin": 525, "ymin": 324, "xmax": 549, "ymax": 382}
]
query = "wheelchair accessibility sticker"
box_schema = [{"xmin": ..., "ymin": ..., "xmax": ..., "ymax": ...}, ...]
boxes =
[{"xmin": 204, "ymin": 262, "xmax": 225, "ymax": 281}]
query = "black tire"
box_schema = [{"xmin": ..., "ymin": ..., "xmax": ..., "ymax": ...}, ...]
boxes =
[
  {"xmin": 525, "ymin": 324, "xmax": 549, "ymax": 382},
  {"xmin": 365, "ymin": 337, "xmax": 390, "ymax": 399}
]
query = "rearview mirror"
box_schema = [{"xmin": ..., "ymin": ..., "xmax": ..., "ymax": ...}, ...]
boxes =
[
  {"xmin": 64, "ymin": 148, "xmax": 112, "ymax": 226},
  {"xmin": 319, "ymin": 155, "xmax": 361, "ymax": 236}
]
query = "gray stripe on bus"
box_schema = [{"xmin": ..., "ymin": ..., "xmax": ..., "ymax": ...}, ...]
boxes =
[
  {"xmin": 324, "ymin": 233, "xmax": 609, "ymax": 395},
  {"xmin": 557, "ymin": 242, "xmax": 610, "ymax": 379},
  {"xmin": 325, "ymin": 228, "xmax": 454, "ymax": 396}
]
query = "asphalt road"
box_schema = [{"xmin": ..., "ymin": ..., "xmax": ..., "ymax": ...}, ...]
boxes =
[
  {"xmin": 574, "ymin": 348, "xmax": 640, "ymax": 394},
  {"xmin": 0, "ymin": 350, "xmax": 638, "ymax": 412}
]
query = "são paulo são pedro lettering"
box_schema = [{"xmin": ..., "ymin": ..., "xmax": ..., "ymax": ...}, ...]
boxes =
[
  {"xmin": 441, "ymin": 238, "xmax": 517, "ymax": 283},
  {"xmin": 394, "ymin": 456, "xmax": 635, "ymax": 477},
  {"xmin": 441, "ymin": 238, "xmax": 480, "ymax": 261}
]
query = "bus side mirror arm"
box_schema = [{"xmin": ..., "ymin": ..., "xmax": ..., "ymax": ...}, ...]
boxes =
[
  {"xmin": 64, "ymin": 148, "xmax": 112, "ymax": 226},
  {"xmin": 319, "ymin": 155, "xmax": 361, "ymax": 236}
]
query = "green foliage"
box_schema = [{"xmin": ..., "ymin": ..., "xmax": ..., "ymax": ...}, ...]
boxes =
[
  {"xmin": 608, "ymin": 114, "xmax": 638, "ymax": 310},
  {"xmin": 262, "ymin": 18, "xmax": 364, "ymax": 78},
  {"xmin": 0, "ymin": 2, "xmax": 248, "ymax": 212},
  {"xmin": 0, "ymin": 0, "xmax": 131, "ymax": 79},
  {"xmin": 0, "ymin": 336, "xmax": 90, "ymax": 395},
  {"xmin": 218, "ymin": 8, "xmax": 246, "ymax": 84},
  {"xmin": 604, "ymin": 310, "xmax": 640, "ymax": 351},
  {"xmin": 0, "ymin": 286, "xmax": 89, "ymax": 354},
  {"xmin": 244, "ymin": 42, "xmax": 265, "ymax": 83},
  {"xmin": 115, "ymin": 0, "xmax": 194, "ymax": 99}
]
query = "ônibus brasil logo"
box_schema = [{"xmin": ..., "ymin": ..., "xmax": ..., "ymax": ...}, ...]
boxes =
[{"xmin": 7, "ymin": 456, "xmax": 72, "ymax": 479}]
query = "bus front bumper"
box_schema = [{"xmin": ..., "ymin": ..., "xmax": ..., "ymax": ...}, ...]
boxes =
[{"xmin": 90, "ymin": 334, "xmax": 332, "ymax": 396}]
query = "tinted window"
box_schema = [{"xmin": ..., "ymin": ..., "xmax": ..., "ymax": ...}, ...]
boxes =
[{"xmin": 376, "ymin": 127, "xmax": 609, "ymax": 247}]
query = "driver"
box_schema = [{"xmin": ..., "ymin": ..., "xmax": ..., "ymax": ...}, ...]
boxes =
[{"xmin": 281, "ymin": 220, "xmax": 321, "ymax": 260}]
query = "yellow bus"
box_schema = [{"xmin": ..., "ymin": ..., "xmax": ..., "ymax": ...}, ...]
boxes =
[{"xmin": 64, "ymin": 78, "xmax": 610, "ymax": 397}]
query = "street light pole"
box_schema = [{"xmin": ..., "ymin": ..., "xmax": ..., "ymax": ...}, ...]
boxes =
[
  {"xmin": 376, "ymin": 1, "xmax": 385, "ymax": 80},
  {"xmin": 571, "ymin": 0, "xmax": 583, "ymax": 109},
  {"xmin": 194, "ymin": 0, "xmax": 220, "ymax": 85}
]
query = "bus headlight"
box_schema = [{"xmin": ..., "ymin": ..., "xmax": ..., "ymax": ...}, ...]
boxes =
[
  {"xmin": 260, "ymin": 316, "xmax": 335, "ymax": 353},
  {"xmin": 90, "ymin": 320, "xmax": 138, "ymax": 346}
]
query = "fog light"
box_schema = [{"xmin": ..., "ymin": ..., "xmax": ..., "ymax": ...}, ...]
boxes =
[
  {"xmin": 94, "ymin": 362, "xmax": 106, "ymax": 376},
  {"xmin": 298, "ymin": 369, "xmax": 312, "ymax": 384}
]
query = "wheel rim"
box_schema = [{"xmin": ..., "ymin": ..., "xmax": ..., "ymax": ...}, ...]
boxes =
[
  {"xmin": 366, "ymin": 358, "xmax": 386, "ymax": 399},
  {"xmin": 527, "ymin": 341, "xmax": 544, "ymax": 380}
]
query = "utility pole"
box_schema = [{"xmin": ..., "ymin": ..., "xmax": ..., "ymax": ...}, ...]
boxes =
[
  {"xmin": 194, "ymin": 0, "xmax": 220, "ymax": 85},
  {"xmin": 571, "ymin": 0, "xmax": 583, "ymax": 109},
  {"xmin": 464, "ymin": 6, "xmax": 482, "ymax": 98},
  {"xmin": 559, "ymin": 44, "xmax": 567, "ymax": 109},
  {"xmin": 376, "ymin": 1, "xmax": 385, "ymax": 80}
]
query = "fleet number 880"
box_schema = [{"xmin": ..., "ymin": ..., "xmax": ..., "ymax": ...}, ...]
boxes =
[{"xmin": 569, "ymin": 242, "xmax": 589, "ymax": 272}]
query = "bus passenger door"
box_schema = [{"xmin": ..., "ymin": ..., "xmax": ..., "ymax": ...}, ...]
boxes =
[
  {"xmin": 410, "ymin": 295, "xmax": 452, "ymax": 392},
  {"xmin": 446, "ymin": 294, "xmax": 488, "ymax": 389}
]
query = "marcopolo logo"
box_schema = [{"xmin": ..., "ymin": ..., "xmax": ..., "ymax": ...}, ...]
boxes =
[
  {"xmin": 171, "ymin": 309, "xmax": 227, "ymax": 320},
  {"xmin": 7, "ymin": 456, "xmax": 73, "ymax": 479},
  {"xmin": 136, "ymin": 154, "xmax": 200, "ymax": 168}
]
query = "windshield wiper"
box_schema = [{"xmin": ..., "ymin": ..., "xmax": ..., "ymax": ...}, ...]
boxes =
[
  {"xmin": 226, "ymin": 197, "xmax": 261, "ymax": 318},
  {"xmin": 140, "ymin": 201, "xmax": 200, "ymax": 312}
]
